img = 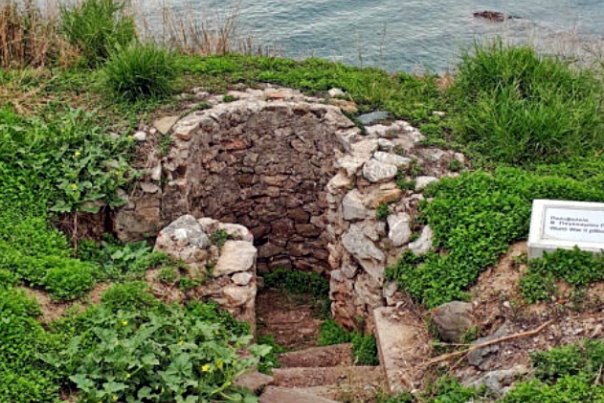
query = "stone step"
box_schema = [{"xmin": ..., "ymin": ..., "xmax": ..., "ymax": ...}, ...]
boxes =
[
  {"xmin": 259, "ymin": 386, "xmax": 338, "ymax": 403},
  {"xmin": 279, "ymin": 343, "xmax": 354, "ymax": 368},
  {"xmin": 373, "ymin": 306, "xmax": 432, "ymax": 393},
  {"xmin": 271, "ymin": 365, "xmax": 385, "ymax": 389}
]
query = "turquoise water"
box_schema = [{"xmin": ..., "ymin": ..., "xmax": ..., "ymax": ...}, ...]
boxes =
[{"xmin": 145, "ymin": 0, "xmax": 604, "ymax": 72}]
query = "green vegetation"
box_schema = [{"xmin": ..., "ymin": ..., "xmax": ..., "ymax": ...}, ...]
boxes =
[
  {"xmin": 256, "ymin": 335, "xmax": 287, "ymax": 374},
  {"xmin": 1, "ymin": 280, "xmax": 263, "ymax": 402},
  {"xmin": 318, "ymin": 320, "xmax": 379, "ymax": 366},
  {"xmin": 3, "ymin": 2, "xmax": 604, "ymax": 399},
  {"xmin": 104, "ymin": 42, "xmax": 177, "ymax": 100},
  {"xmin": 211, "ymin": 229, "xmax": 230, "ymax": 248},
  {"xmin": 387, "ymin": 167, "xmax": 604, "ymax": 308},
  {"xmin": 0, "ymin": 288, "xmax": 60, "ymax": 402},
  {"xmin": 521, "ymin": 247, "xmax": 604, "ymax": 303},
  {"xmin": 503, "ymin": 340, "xmax": 604, "ymax": 402},
  {"xmin": 376, "ymin": 202, "xmax": 391, "ymax": 220},
  {"xmin": 450, "ymin": 42, "xmax": 604, "ymax": 166},
  {"xmin": 61, "ymin": 0, "xmax": 137, "ymax": 65},
  {"xmin": 264, "ymin": 267, "xmax": 329, "ymax": 298},
  {"xmin": 379, "ymin": 376, "xmax": 485, "ymax": 403}
]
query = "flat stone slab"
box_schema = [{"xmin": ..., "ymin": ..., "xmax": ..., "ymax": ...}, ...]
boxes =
[
  {"xmin": 374, "ymin": 306, "xmax": 432, "ymax": 393},
  {"xmin": 528, "ymin": 199, "xmax": 604, "ymax": 259},
  {"xmin": 235, "ymin": 371, "xmax": 274, "ymax": 394},
  {"xmin": 358, "ymin": 111, "xmax": 389, "ymax": 125},
  {"xmin": 271, "ymin": 366, "xmax": 384, "ymax": 388},
  {"xmin": 278, "ymin": 343, "xmax": 353, "ymax": 368},
  {"xmin": 260, "ymin": 387, "xmax": 338, "ymax": 403}
]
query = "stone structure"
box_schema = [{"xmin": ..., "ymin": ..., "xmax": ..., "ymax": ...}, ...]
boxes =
[
  {"xmin": 116, "ymin": 87, "xmax": 354, "ymax": 274},
  {"xmin": 116, "ymin": 86, "xmax": 466, "ymax": 331},
  {"xmin": 154, "ymin": 215, "xmax": 257, "ymax": 326},
  {"xmin": 326, "ymin": 120, "xmax": 466, "ymax": 331}
]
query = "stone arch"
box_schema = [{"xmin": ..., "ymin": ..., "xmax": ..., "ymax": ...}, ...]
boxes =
[{"xmin": 116, "ymin": 87, "xmax": 358, "ymax": 275}]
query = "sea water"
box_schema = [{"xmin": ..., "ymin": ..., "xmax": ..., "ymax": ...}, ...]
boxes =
[{"xmin": 141, "ymin": 0, "xmax": 604, "ymax": 72}]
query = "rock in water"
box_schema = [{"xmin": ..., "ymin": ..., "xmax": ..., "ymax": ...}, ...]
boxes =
[{"xmin": 473, "ymin": 10, "xmax": 507, "ymax": 22}]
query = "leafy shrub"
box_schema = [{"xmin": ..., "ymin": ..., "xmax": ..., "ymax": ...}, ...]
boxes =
[
  {"xmin": 521, "ymin": 248, "xmax": 604, "ymax": 303},
  {"xmin": 50, "ymin": 299, "xmax": 261, "ymax": 402},
  {"xmin": 61, "ymin": 0, "xmax": 136, "ymax": 65},
  {"xmin": 0, "ymin": 107, "xmax": 133, "ymax": 214},
  {"xmin": 449, "ymin": 42, "xmax": 604, "ymax": 166},
  {"xmin": 103, "ymin": 42, "xmax": 177, "ymax": 100},
  {"xmin": 387, "ymin": 168, "xmax": 604, "ymax": 307},
  {"xmin": 78, "ymin": 236, "xmax": 170, "ymax": 281},
  {"xmin": 264, "ymin": 267, "xmax": 329, "ymax": 297}
]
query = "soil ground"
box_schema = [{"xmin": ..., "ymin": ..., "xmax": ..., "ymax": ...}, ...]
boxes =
[{"xmin": 255, "ymin": 288, "xmax": 325, "ymax": 349}]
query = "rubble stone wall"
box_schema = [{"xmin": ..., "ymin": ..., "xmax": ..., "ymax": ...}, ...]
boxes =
[{"xmin": 116, "ymin": 86, "xmax": 466, "ymax": 332}]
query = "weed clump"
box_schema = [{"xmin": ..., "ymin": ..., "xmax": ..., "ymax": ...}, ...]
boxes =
[
  {"xmin": 103, "ymin": 42, "xmax": 177, "ymax": 100},
  {"xmin": 318, "ymin": 319, "xmax": 379, "ymax": 365},
  {"xmin": 61, "ymin": 0, "xmax": 136, "ymax": 66},
  {"xmin": 450, "ymin": 42, "xmax": 604, "ymax": 166}
]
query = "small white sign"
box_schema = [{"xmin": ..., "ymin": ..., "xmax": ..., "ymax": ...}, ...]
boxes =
[{"xmin": 528, "ymin": 200, "xmax": 604, "ymax": 259}]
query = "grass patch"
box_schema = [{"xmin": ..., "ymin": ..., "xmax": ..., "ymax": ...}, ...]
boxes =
[
  {"xmin": 103, "ymin": 42, "xmax": 177, "ymax": 101},
  {"xmin": 449, "ymin": 42, "xmax": 604, "ymax": 166},
  {"xmin": 318, "ymin": 320, "xmax": 379, "ymax": 366},
  {"xmin": 387, "ymin": 166, "xmax": 604, "ymax": 308},
  {"xmin": 60, "ymin": 0, "xmax": 136, "ymax": 66}
]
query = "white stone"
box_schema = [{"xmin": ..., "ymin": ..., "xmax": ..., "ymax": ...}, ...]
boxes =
[
  {"xmin": 409, "ymin": 226, "xmax": 433, "ymax": 256},
  {"xmin": 352, "ymin": 139, "xmax": 379, "ymax": 158},
  {"xmin": 373, "ymin": 151, "xmax": 411, "ymax": 168},
  {"xmin": 342, "ymin": 224, "xmax": 385, "ymax": 262},
  {"xmin": 327, "ymin": 173, "xmax": 353, "ymax": 192},
  {"xmin": 363, "ymin": 159, "xmax": 398, "ymax": 183},
  {"xmin": 140, "ymin": 182, "xmax": 159, "ymax": 194},
  {"xmin": 214, "ymin": 241, "xmax": 257, "ymax": 276},
  {"xmin": 388, "ymin": 213, "xmax": 412, "ymax": 247},
  {"xmin": 337, "ymin": 155, "xmax": 366, "ymax": 176},
  {"xmin": 342, "ymin": 189, "xmax": 368, "ymax": 221},
  {"xmin": 133, "ymin": 131, "xmax": 147, "ymax": 142},
  {"xmin": 528, "ymin": 199, "xmax": 604, "ymax": 259},
  {"xmin": 378, "ymin": 138, "xmax": 394, "ymax": 151},
  {"xmin": 328, "ymin": 88, "xmax": 346, "ymax": 98},
  {"xmin": 223, "ymin": 284, "xmax": 255, "ymax": 305},
  {"xmin": 232, "ymin": 272, "xmax": 253, "ymax": 286},
  {"xmin": 219, "ymin": 223, "xmax": 254, "ymax": 242},
  {"xmin": 415, "ymin": 176, "xmax": 438, "ymax": 191},
  {"xmin": 154, "ymin": 115, "xmax": 180, "ymax": 135}
]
